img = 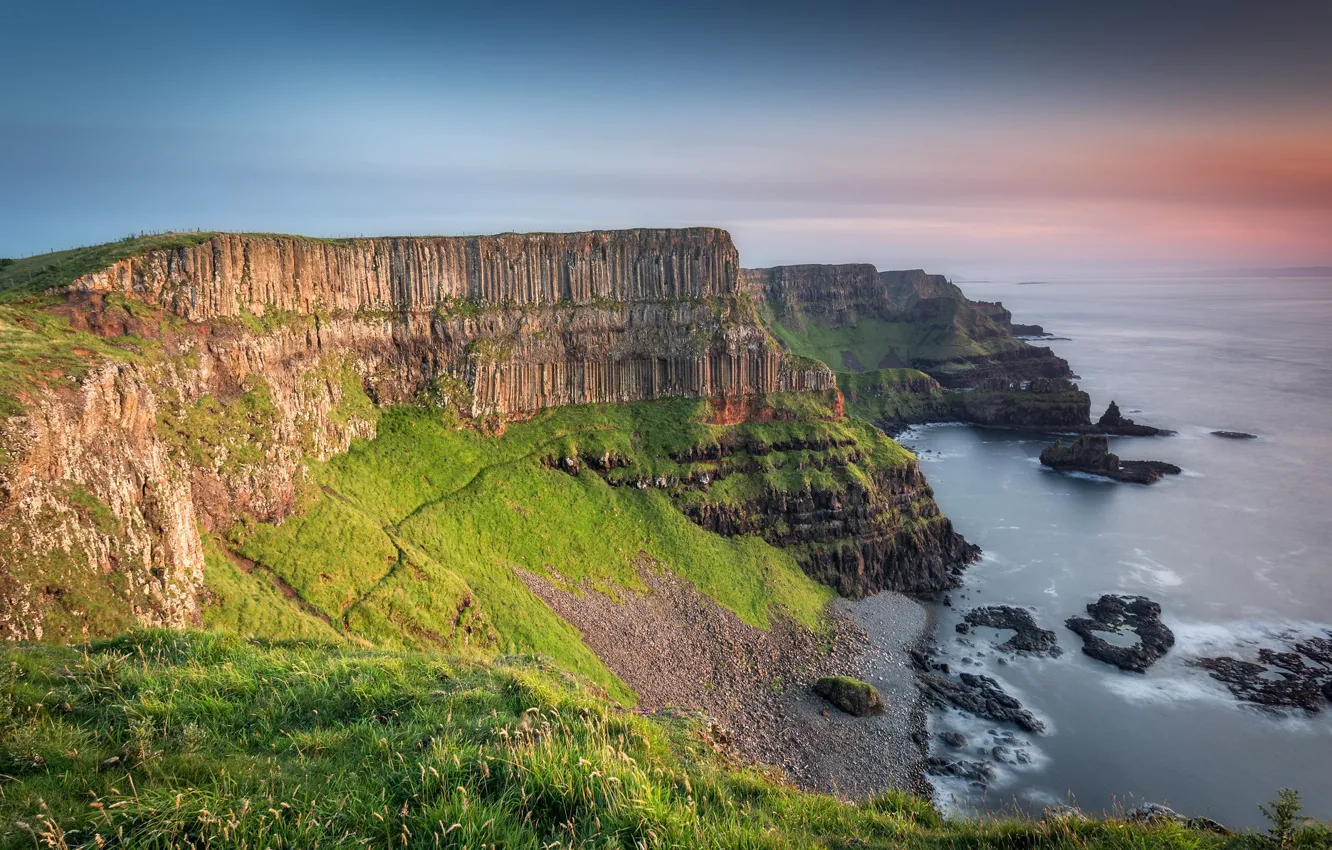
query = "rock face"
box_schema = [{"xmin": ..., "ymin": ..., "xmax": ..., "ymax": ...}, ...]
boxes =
[
  {"xmin": 957, "ymin": 606, "xmax": 1061, "ymax": 656},
  {"xmin": 1, "ymin": 229, "xmax": 848, "ymax": 642},
  {"xmin": 1040, "ymin": 436, "xmax": 1181, "ymax": 484},
  {"xmin": 66, "ymin": 231, "xmax": 834, "ymax": 418},
  {"xmin": 813, "ymin": 676, "xmax": 885, "ymax": 716},
  {"xmin": 1066, "ymin": 595, "xmax": 1175, "ymax": 673}
]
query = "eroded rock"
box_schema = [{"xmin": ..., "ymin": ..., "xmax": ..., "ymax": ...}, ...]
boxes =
[
  {"xmin": 958, "ymin": 605, "xmax": 1061, "ymax": 656},
  {"xmin": 1066, "ymin": 595, "xmax": 1175, "ymax": 673},
  {"xmin": 918, "ymin": 671, "xmax": 1045, "ymax": 733}
]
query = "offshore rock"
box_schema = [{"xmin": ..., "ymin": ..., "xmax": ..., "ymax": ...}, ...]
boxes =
[
  {"xmin": 1040, "ymin": 435, "xmax": 1181, "ymax": 484},
  {"xmin": 958, "ymin": 606, "xmax": 1062, "ymax": 656},
  {"xmin": 918, "ymin": 671, "xmax": 1046, "ymax": 733},
  {"xmin": 1094, "ymin": 401, "xmax": 1174, "ymax": 437},
  {"xmin": 1190, "ymin": 633, "xmax": 1332, "ymax": 713},
  {"xmin": 1211, "ymin": 430, "xmax": 1257, "ymax": 440},
  {"xmin": 1066, "ymin": 595, "xmax": 1175, "ymax": 673}
]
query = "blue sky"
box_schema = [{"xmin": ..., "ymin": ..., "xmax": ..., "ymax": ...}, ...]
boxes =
[{"xmin": 2, "ymin": 0, "xmax": 1329, "ymax": 275}]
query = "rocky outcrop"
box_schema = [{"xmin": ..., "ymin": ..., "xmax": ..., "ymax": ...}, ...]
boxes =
[
  {"xmin": 1211, "ymin": 430, "xmax": 1257, "ymax": 440},
  {"xmin": 1040, "ymin": 436, "xmax": 1181, "ymax": 484},
  {"xmin": 1190, "ymin": 633, "xmax": 1332, "ymax": 713},
  {"xmin": 680, "ymin": 458, "xmax": 978, "ymax": 596},
  {"xmin": 917, "ymin": 671, "xmax": 1045, "ymax": 733},
  {"xmin": 949, "ymin": 378, "xmax": 1092, "ymax": 430},
  {"xmin": 551, "ymin": 405, "xmax": 978, "ymax": 597},
  {"xmin": 1093, "ymin": 401, "xmax": 1174, "ymax": 437},
  {"xmin": 1066, "ymin": 595, "xmax": 1175, "ymax": 673},
  {"xmin": 957, "ymin": 606, "xmax": 1061, "ymax": 656}
]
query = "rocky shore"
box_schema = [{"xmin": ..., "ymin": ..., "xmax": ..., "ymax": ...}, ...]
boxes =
[{"xmin": 521, "ymin": 567, "xmax": 932, "ymax": 797}]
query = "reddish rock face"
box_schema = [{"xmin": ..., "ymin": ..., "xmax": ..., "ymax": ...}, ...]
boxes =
[{"xmin": 65, "ymin": 230, "xmax": 835, "ymax": 418}]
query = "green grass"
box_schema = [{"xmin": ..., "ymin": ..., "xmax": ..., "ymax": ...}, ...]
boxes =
[
  {"xmin": 835, "ymin": 368, "xmax": 951, "ymax": 426},
  {"xmin": 2, "ymin": 631, "xmax": 1320, "ymax": 849},
  {"xmin": 222, "ymin": 398, "xmax": 888, "ymax": 704},
  {"xmin": 0, "ymin": 234, "xmax": 219, "ymax": 302},
  {"xmin": 0, "ymin": 300, "xmax": 160, "ymax": 422}
]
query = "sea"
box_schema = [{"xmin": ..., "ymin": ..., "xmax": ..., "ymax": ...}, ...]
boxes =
[{"xmin": 898, "ymin": 276, "xmax": 1332, "ymax": 827}]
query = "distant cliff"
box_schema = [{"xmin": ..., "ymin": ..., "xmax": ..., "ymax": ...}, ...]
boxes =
[
  {"xmin": 741, "ymin": 263, "xmax": 1090, "ymax": 430},
  {"xmin": 741, "ymin": 263, "xmax": 1072, "ymax": 385}
]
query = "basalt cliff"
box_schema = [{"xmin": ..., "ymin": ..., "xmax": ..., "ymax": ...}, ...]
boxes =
[
  {"xmin": 742, "ymin": 263, "xmax": 1100, "ymax": 431},
  {"xmin": 0, "ymin": 230, "xmax": 971, "ymax": 646}
]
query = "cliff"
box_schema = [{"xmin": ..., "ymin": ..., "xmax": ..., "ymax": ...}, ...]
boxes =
[
  {"xmin": 743, "ymin": 263, "xmax": 1089, "ymax": 430},
  {"xmin": 2, "ymin": 230, "xmax": 974, "ymax": 648},
  {"xmin": 743, "ymin": 264, "xmax": 1071, "ymax": 383}
]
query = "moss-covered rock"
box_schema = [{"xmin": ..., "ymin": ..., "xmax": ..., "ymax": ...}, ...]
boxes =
[{"xmin": 814, "ymin": 675, "xmax": 885, "ymax": 716}]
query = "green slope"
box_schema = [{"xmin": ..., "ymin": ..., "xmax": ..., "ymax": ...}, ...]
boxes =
[{"xmin": 217, "ymin": 397, "xmax": 909, "ymax": 703}]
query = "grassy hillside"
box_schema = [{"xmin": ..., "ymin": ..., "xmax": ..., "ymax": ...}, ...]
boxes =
[
  {"xmin": 215, "ymin": 396, "xmax": 916, "ymax": 702},
  {"xmin": 2, "ymin": 631, "xmax": 1322, "ymax": 849}
]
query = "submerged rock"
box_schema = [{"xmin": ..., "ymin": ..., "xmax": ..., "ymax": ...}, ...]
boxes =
[
  {"xmin": 938, "ymin": 731, "xmax": 968, "ymax": 748},
  {"xmin": 960, "ymin": 605, "xmax": 1062, "ymax": 656},
  {"xmin": 1040, "ymin": 435, "xmax": 1181, "ymax": 484},
  {"xmin": 813, "ymin": 676, "xmax": 885, "ymax": 717},
  {"xmin": 1190, "ymin": 634, "xmax": 1332, "ymax": 713},
  {"xmin": 1065, "ymin": 595, "xmax": 1175, "ymax": 673},
  {"xmin": 1211, "ymin": 430, "xmax": 1257, "ymax": 440},
  {"xmin": 918, "ymin": 671, "xmax": 1045, "ymax": 733}
]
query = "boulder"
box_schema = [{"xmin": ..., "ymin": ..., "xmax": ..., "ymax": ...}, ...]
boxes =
[{"xmin": 813, "ymin": 676, "xmax": 885, "ymax": 717}]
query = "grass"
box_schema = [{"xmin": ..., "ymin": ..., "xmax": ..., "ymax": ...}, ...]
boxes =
[
  {"xmin": 0, "ymin": 299, "xmax": 161, "ymax": 422},
  {"xmin": 221, "ymin": 398, "xmax": 899, "ymax": 703},
  {"xmin": 2, "ymin": 631, "xmax": 1323, "ymax": 849},
  {"xmin": 0, "ymin": 234, "xmax": 219, "ymax": 302}
]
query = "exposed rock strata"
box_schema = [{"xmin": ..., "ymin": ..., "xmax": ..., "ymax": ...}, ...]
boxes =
[
  {"xmin": 678, "ymin": 459, "xmax": 978, "ymax": 596},
  {"xmin": 1040, "ymin": 436, "xmax": 1181, "ymax": 484},
  {"xmin": 1065, "ymin": 595, "xmax": 1175, "ymax": 673}
]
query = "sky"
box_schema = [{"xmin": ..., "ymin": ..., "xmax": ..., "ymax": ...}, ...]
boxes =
[{"xmin": 2, "ymin": 0, "xmax": 1329, "ymax": 277}]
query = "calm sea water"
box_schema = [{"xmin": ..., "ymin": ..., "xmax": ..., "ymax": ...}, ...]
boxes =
[{"xmin": 900, "ymin": 277, "xmax": 1332, "ymax": 827}]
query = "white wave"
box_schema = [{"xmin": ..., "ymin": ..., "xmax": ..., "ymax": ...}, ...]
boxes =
[{"xmin": 1118, "ymin": 552, "xmax": 1184, "ymax": 589}]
